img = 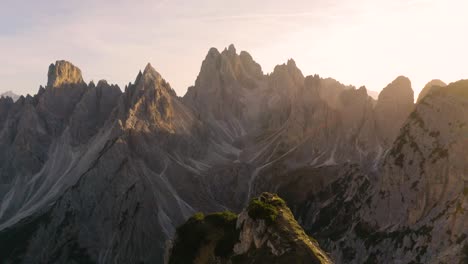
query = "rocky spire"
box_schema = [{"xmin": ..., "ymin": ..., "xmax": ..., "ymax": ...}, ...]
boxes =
[
  {"xmin": 142, "ymin": 63, "xmax": 162, "ymax": 81},
  {"xmin": 47, "ymin": 60, "xmax": 84, "ymax": 88},
  {"xmin": 227, "ymin": 43, "xmax": 236, "ymax": 54},
  {"xmin": 377, "ymin": 76, "xmax": 413, "ymax": 103},
  {"xmin": 269, "ymin": 58, "xmax": 304, "ymax": 91}
]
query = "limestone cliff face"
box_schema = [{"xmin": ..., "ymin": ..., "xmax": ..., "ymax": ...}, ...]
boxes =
[
  {"xmin": 372, "ymin": 80, "xmax": 468, "ymax": 227},
  {"xmin": 289, "ymin": 81, "xmax": 468, "ymax": 263},
  {"xmin": 359, "ymin": 80, "xmax": 468, "ymax": 263},
  {"xmin": 167, "ymin": 193, "xmax": 332, "ymax": 264}
]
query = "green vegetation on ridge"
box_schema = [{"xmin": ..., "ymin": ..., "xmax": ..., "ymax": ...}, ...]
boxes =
[
  {"xmin": 247, "ymin": 195, "xmax": 285, "ymax": 225},
  {"xmin": 168, "ymin": 211, "xmax": 239, "ymax": 264}
]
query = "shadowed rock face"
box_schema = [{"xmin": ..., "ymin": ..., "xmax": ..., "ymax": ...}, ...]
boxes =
[
  {"xmin": 69, "ymin": 80, "xmax": 122, "ymax": 145},
  {"xmin": 0, "ymin": 45, "xmax": 466, "ymax": 264},
  {"xmin": 375, "ymin": 76, "xmax": 414, "ymax": 145},
  {"xmin": 183, "ymin": 45, "xmax": 265, "ymax": 132},
  {"xmin": 0, "ymin": 61, "xmax": 121, "ymax": 227},
  {"xmin": 371, "ymin": 80, "xmax": 468, "ymax": 228}
]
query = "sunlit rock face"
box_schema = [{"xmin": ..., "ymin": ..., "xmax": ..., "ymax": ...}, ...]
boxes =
[
  {"xmin": 0, "ymin": 46, "xmax": 466, "ymax": 264},
  {"xmin": 47, "ymin": 60, "xmax": 85, "ymax": 88}
]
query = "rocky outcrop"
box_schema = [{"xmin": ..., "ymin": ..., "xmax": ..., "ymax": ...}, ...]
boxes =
[
  {"xmin": 167, "ymin": 192, "xmax": 332, "ymax": 264},
  {"xmin": 417, "ymin": 79, "xmax": 447, "ymax": 103},
  {"xmin": 47, "ymin": 60, "xmax": 85, "ymax": 88}
]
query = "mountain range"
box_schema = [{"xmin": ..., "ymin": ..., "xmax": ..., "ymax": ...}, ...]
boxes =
[
  {"xmin": 0, "ymin": 91, "xmax": 20, "ymax": 102},
  {"xmin": 0, "ymin": 45, "xmax": 466, "ymax": 264}
]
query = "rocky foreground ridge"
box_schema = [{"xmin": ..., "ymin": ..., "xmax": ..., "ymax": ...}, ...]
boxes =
[
  {"xmin": 0, "ymin": 45, "xmax": 466, "ymax": 263},
  {"xmin": 167, "ymin": 192, "xmax": 332, "ymax": 264}
]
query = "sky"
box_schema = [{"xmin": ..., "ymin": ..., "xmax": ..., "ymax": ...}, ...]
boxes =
[{"xmin": 1, "ymin": 0, "xmax": 467, "ymax": 98}]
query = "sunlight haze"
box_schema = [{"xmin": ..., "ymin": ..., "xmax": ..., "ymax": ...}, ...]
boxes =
[{"xmin": 1, "ymin": 0, "xmax": 467, "ymax": 98}]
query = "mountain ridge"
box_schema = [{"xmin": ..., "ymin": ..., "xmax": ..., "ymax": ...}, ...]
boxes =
[{"xmin": 0, "ymin": 45, "xmax": 466, "ymax": 263}]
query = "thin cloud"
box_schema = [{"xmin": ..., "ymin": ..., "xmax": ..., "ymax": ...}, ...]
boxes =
[{"xmin": 197, "ymin": 11, "xmax": 324, "ymax": 21}]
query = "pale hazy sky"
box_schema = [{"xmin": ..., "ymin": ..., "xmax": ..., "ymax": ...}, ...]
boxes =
[{"xmin": 1, "ymin": 0, "xmax": 467, "ymax": 97}]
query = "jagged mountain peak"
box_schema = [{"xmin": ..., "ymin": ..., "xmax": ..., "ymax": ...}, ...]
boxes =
[
  {"xmin": 378, "ymin": 75, "xmax": 413, "ymax": 101},
  {"xmin": 376, "ymin": 75, "xmax": 414, "ymax": 105},
  {"xmin": 207, "ymin": 47, "xmax": 221, "ymax": 57},
  {"xmin": 272, "ymin": 58, "xmax": 302, "ymax": 76},
  {"xmin": 270, "ymin": 58, "xmax": 304, "ymax": 89},
  {"xmin": 201, "ymin": 45, "xmax": 263, "ymax": 78},
  {"xmin": 287, "ymin": 58, "xmax": 297, "ymax": 67},
  {"xmin": 47, "ymin": 60, "xmax": 84, "ymax": 88},
  {"xmin": 95, "ymin": 79, "xmax": 109, "ymax": 88},
  {"xmin": 143, "ymin": 63, "xmax": 162, "ymax": 80},
  {"xmin": 357, "ymin": 85, "xmax": 369, "ymax": 96},
  {"xmin": 224, "ymin": 43, "xmax": 237, "ymax": 55},
  {"xmin": 130, "ymin": 63, "xmax": 172, "ymax": 95},
  {"xmin": 118, "ymin": 63, "xmax": 186, "ymax": 133},
  {"xmin": 183, "ymin": 45, "xmax": 265, "ymax": 122}
]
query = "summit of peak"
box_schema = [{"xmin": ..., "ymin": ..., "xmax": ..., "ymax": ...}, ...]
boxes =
[
  {"xmin": 207, "ymin": 47, "xmax": 220, "ymax": 57},
  {"xmin": 47, "ymin": 60, "xmax": 84, "ymax": 88},
  {"xmin": 379, "ymin": 75, "xmax": 413, "ymax": 100},
  {"xmin": 393, "ymin": 75, "xmax": 411, "ymax": 84},
  {"xmin": 143, "ymin": 63, "xmax": 155, "ymax": 74},
  {"xmin": 228, "ymin": 44, "xmax": 236, "ymax": 54},
  {"xmin": 272, "ymin": 58, "xmax": 302, "ymax": 77},
  {"xmin": 142, "ymin": 63, "xmax": 161, "ymax": 80},
  {"xmin": 287, "ymin": 58, "xmax": 297, "ymax": 67},
  {"xmin": 221, "ymin": 44, "xmax": 237, "ymax": 56}
]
